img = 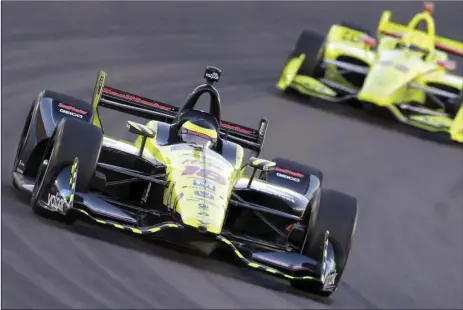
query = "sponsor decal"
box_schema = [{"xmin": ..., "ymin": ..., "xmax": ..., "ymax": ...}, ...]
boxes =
[
  {"xmin": 58, "ymin": 103, "xmax": 87, "ymax": 119},
  {"xmin": 220, "ymin": 122, "xmax": 255, "ymax": 135},
  {"xmin": 276, "ymin": 172, "xmax": 300, "ymax": 183},
  {"xmin": 59, "ymin": 109, "xmax": 83, "ymax": 118},
  {"xmin": 182, "ymin": 165, "xmax": 227, "ymax": 186},
  {"xmin": 96, "ymin": 75, "xmax": 104, "ymax": 95},
  {"xmin": 181, "ymin": 158, "xmax": 228, "ymax": 172},
  {"xmin": 193, "ymin": 178, "xmax": 216, "ymax": 192},
  {"xmin": 323, "ymin": 272, "xmax": 337, "ymax": 291},
  {"xmin": 58, "ymin": 103, "xmax": 88, "ymax": 115},
  {"xmin": 198, "ymin": 211, "xmax": 209, "ymax": 217},
  {"xmin": 183, "ymin": 129, "xmax": 213, "ymax": 140},
  {"xmin": 275, "ymin": 167, "xmax": 305, "ymax": 178},
  {"xmin": 198, "ymin": 203, "xmax": 208, "ymax": 211},
  {"xmin": 195, "ymin": 190, "xmax": 215, "ymax": 200},
  {"xmin": 103, "ymin": 87, "xmax": 175, "ymax": 112},
  {"xmin": 46, "ymin": 192, "xmax": 66, "ymax": 212},
  {"xmin": 258, "ymin": 121, "xmax": 267, "ymax": 137},
  {"xmin": 205, "ymin": 71, "xmax": 220, "ymax": 81},
  {"xmin": 187, "ymin": 197, "xmax": 204, "ymax": 202}
]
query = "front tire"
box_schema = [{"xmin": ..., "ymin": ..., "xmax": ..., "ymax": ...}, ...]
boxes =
[
  {"xmin": 12, "ymin": 100, "xmax": 37, "ymax": 188},
  {"xmin": 31, "ymin": 117, "xmax": 103, "ymax": 223},
  {"xmin": 291, "ymin": 189, "xmax": 358, "ymax": 297}
]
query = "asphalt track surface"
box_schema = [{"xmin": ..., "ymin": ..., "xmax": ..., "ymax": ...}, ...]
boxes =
[{"xmin": 2, "ymin": 1, "xmax": 463, "ymax": 309}]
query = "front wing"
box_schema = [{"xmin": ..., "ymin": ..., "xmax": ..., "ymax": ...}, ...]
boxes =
[{"xmin": 15, "ymin": 158, "xmax": 338, "ymax": 294}]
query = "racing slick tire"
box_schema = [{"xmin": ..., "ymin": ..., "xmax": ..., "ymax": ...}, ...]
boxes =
[
  {"xmin": 30, "ymin": 117, "xmax": 103, "ymax": 223},
  {"xmin": 291, "ymin": 189, "xmax": 358, "ymax": 297},
  {"xmin": 12, "ymin": 100, "xmax": 37, "ymax": 189},
  {"xmin": 287, "ymin": 30, "xmax": 326, "ymax": 79},
  {"xmin": 447, "ymin": 90, "xmax": 463, "ymax": 119}
]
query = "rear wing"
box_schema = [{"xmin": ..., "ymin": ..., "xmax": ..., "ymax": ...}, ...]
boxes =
[
  {"xmin": 91, "ymin": 71, "xmax": 269, "ymax": 154},
  {"xmin": 377, "ymin": 10, "xmax": 463, "ymax": 57}
]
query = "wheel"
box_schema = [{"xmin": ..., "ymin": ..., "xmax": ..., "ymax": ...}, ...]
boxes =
[
  {"xmin": 291, "ymin": 189, "xmax": 358, "ymax": 297},
  {"xmin": 12, "ymin": 100, "xmax": 36, "ymax": 187},
  {"xmin": 287, "ymin": 30, "xmax": 326, "ymax": 78},
  {"xmin": 447, "ymin": 90, "xmax": 463, "ymax": 118},
  {"xmin": 30, "ymin": 117, "xmax": 103, "ymax": 223}
]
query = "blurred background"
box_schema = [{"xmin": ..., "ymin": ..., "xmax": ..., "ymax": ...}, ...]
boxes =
[{"xmin": 2, "ymin": 2, "xmax": 463, "ymax": 309}]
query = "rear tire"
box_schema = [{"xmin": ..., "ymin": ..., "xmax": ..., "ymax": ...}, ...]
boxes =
[
  {"xmin": 30, "ymin": 117, "xmax": 103, "ymax": 223},
  {"xmin": 291, "ymin": 189, "xmax": 358, "ymax": 297}
]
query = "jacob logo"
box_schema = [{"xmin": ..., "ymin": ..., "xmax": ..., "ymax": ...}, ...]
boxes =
[
  {"xmin": 47, "ymin": 193, "xmax": 66, "ymax": 212},
  {"xmin": 323, "ymin": 273, "xmax": 337, "ymax": 290},
  {"xmin": 205, "ymin": 72, "xmax": 219, "ymax": 80}
]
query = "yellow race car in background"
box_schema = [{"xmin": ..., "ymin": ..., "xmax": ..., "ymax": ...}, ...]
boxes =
[{"xmin": 277, "ymin": 2, "xmax": 463, "ymax": 143}]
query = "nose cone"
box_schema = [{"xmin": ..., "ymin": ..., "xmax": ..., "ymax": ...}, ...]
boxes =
[
  {"xmin": 358, "ymin": 64, "xmax": 409, "ymax": 106},
  {"xmin": 179, "ymin": 200, "xmax": 227, "ymax": 235},
  {"xmin": 358, "ymin": 52, "xmax": 426, "ymax": 106}
]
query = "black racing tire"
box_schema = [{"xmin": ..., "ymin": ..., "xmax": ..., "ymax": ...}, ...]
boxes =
[
  {"xmin": 12, "ymin": 100, "xmax": 37, "ymax": 188},
  {"xmin": 291, "ymin": 189, "xmax": 358, "ymax": 297},
  {"xmin": 287, "ymin": 30, "xmax": 326, "ymax": 78},
  {"xmin": 447, "ymin": 90, "xmax": 463, "ymax": 119},
  {"xmin": 30, "ymin": 117, "xmax": 103, "ymax": 223}
]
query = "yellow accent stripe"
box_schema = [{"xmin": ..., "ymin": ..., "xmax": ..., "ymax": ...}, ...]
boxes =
[
  {"xmin": 74, "ymin": 209, "xmax": 182, "ymax": 235},
  {"xmin": 216, "ymin": 235, "xmax": 321, "ymax": 282},
  {"xmin": 320, "ymin": 230, "xmax": 330, "ymax": 283},
  {"xmin": 183, "ymin": 121, "xmax": 218, "ymax": 139},
  {"xmin": 91, "ymin": 71, "xmax": 106, "ymax": 128},
  {"xmin": 68, "ymin": 158, "xmax": 79, "ymax": 205}
]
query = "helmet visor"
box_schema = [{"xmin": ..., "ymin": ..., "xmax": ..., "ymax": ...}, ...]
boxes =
[{"xmin": 180, "ymin": 128, "xmax": 216, "ymax": 147}]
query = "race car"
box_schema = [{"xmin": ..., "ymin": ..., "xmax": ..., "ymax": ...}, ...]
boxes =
[
  {"xmin": 277, "ymin": 2, "xmax": 463, "ymax": 143},
  {"xmin": 12, "ymin": 66, "xmax": 358, "ymax": 297}
]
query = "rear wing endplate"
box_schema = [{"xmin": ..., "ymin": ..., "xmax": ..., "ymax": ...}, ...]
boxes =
[
  {"xmin": 377, "ymin": 10, "xmax": 463, "ymax": 57},
  {"xmin": 90, "ymin": 71, "xmax": 269, "ymax": 154}
]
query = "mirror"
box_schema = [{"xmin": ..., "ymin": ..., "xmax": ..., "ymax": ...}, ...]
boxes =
[
  {"xmin": 248, "ymin": 157, "xmax": 276, "ymax": 171},
  {"xmin": 126, "ymin": 120, "xmax": 155, "ymax": 138}
]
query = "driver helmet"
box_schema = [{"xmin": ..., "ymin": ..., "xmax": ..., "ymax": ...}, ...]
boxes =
[{"xmin": 178, "ymin": 119, "xmax": 218, "ymax": 148}]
